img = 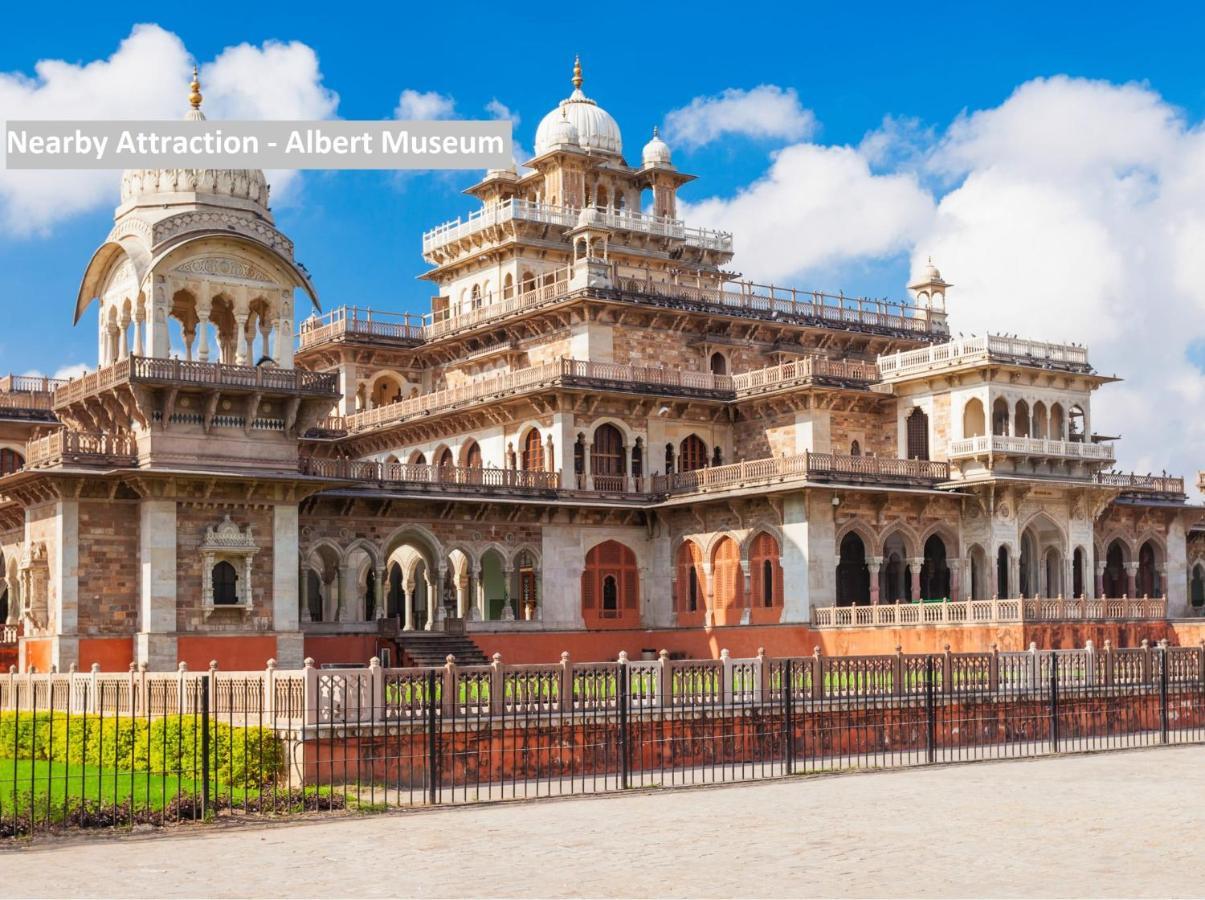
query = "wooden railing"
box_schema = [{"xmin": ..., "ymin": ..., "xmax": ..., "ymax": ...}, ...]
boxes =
[
  {"xmin": 53, "ymin": 357, "xmax": 339, "ymax": 406},
  {"xmin": 811, "ymin": 596, "xmax": 1168, "ymax": 628},
  {"xmin": 877, "ymin": 334, "xmax": 1091, "ymax": 379},
  {"xmin": 25, "ymin": 431, "xmax": 137, "ymax": 469}
]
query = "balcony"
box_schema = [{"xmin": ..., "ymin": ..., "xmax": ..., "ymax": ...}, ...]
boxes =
[
  {"xmin": 299, "ymin": 457, "xmax": 559, "ymax": 497},
  {"xmin": 24, "ymin": 431, "xmax": 137, "ymax": 470},
  {"xmin": 612, "ymin": 274, "xmax": 945, "ymax": 338},
  {"xmin": 54, "ymin": 357, "xmax": 340, "ymax": 409},
  {"xmin": 316, "ymin": 357, "xmax": 880, "ymax": 437},
  {"xmin": 948, "ymin": 434, "xmax": 1115, "ymax": 462},
  {"xmin": 655, "ymin": 451, "xmax": 950, "ymax": 495},
  {"xmin": 421, "ymin": 198, "xmax": 733, "ymax": 256},
  {"xmin": 298, "ymin": 308, "xmax": 425, "ymax": 351},
  {"xmin": 1098, "ymin": 472, "xmax": 1186, "ymax": 498},
  {"xmin": 0, "ymin": 374, "xmax": 66, "ymax": 421},
  {"xmin": 811, "ymin": 596, "xmax": 1167, "ymax": 629},
  {"xmin": 877, "ymin": 334, "xmax": 1091, "ymax": 381}
]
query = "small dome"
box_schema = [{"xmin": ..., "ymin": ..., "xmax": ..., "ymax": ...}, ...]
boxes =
[
  {"xmin": 642, "ymin": 127, "xmax": 672, "ymax": 166},
  {"xmin": 120, "ymin": 67, "xmax": 270, "ymax": 215},
  {"xmin": 542, "ymin": 107, "xmax": 580, "ymax": 150},
  {"xmin": 925, "ymin": 258, "xmax": 944, "ymax": 282},
  {"xmin": 533, "ymin": 57, "xmax": 622, "ymax": 157}
]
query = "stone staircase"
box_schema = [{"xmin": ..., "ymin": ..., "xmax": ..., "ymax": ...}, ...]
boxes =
[{"xmin": 395, "ymin": 632, "xmax": 489, "ymax": 667}]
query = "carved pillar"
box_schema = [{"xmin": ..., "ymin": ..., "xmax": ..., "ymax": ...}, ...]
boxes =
[
  {"xmin": 867, "ymin": 556, "xmax": 883, "ymax": 605},
  {"xmin": 950, "ymin": 557, "xmax": 963, "ymax": 602},
  {"xmin": 276, "ymin": 291, "xmax": 295, "ymax": 368},
  {"xmin": 242, "ymin": 555, "xmax": 254, "ymax": 606},
  {"xmin": 1009, "ymin": 555, "xmax": 1020, "ymax": 599},
  {"xmin": 1124, "ymin": 561, "xmax": 1139, "ymax": 598},
  {"xmin": 118, "ymin": 309, "xmax": 131, "ymax": 360},
  {"xmin": 469, "ymin": 564, "xmax": 482, "ymax": 620},
  {"xmin": 1095, "ymin": 561, "xmax": 1106, "ymax": 598},
  {"xmin": 374, "ymin": 566, "xmax": 387, "ymax": 619},
  {"xmin": 234, "ymin": 314, "xmax": 250, "ymax": 365},
  {"xmin": 427, "ymin": 567, "xmax": 443, "ymax": 631},
  {"xmin": 501, "ymin": 567, "xmax": 515, "ymax": 620},
  {"xmin": 402, "ymin": 575, "xmax": 416, "ymax": 632},
  {"xmin": 133, "ymin": 308, "xmax": 145, "ymax": 357},
  {"xmin": 908, "ymin": 558, "xmax": 924, "ymax": 601},
  {"xmin": 299, "ymin": 565, "xmax": 311, "ymax": 623}
]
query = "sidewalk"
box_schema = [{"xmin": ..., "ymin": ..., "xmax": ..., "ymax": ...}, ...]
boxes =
[{"xmin": 2, "ymin": 746, "xmax": 1202, "ymax": 899}]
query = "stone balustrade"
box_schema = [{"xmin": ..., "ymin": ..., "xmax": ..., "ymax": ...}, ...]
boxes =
[
  {"xmin": 24, "ymin": 431, "xmax": 137, "ymax": 469},
  {"xmin": 877, "ymin": 334, "xmax": 1091, "ymax": 380},
  {"xmin": 811, "ymin": 595, "xmax": 1167, "ymax": 628},
  {"xmin": 948, "ymin": 434, "xmax": 1115, "ymax": 461}
]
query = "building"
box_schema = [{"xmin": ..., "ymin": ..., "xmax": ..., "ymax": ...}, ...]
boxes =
[{"xmin": 2, "ymin": 62, "xmax": 1203, "ymax": 673}]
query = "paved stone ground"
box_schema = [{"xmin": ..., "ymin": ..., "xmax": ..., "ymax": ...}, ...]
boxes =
[{"xmin": 2, "ymin": 746, "xmax": 1203, "ymax": 899}]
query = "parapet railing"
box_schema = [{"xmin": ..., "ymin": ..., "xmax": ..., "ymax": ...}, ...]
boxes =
[
  {"xmin": 300, "ymin": 456, "xmax": 560, "ymax": 493},
  {"xmin": 318, "ymin": 357, "xmax": 882, "ymax": 436},
  {"xmin": 298, "ymin": 308, "xmax": 426, "ymax": 349},
  {"xmin": 421, "ymin": 198, "xmax": 733, "ymax": 255},
  {"xmin": 24, "ymin": 430, "xmax": 137, "ymax": 469},
  {"xmin": 653, "ymin": 451, "xmax": 950, "ymax": 494},
  {"xmin": 876, "ymin": 334, "xmax": 1091, "ymax": 380},
  {"xmin": 613, "ymin": 274, "xmax": 944, "ymax": 336},
  {"xmin": 0, "ymin": 374, "xmax": 66, "ymax": 412},
  {"xmin": 3, "ymin": 640, "xmax": 1196, "ymax": 727},
  {"xmin": 1096, "ymin": 472, "xmax": 1186, "ymax": 495},
  {"xmin": 810, "ymin": 595, "xmax": 1167, "ymax": 628},
  {"xmin": 948, "ymin": 434, "xmax": 1115, "ymax": 461},
  {"xmin": 53, "ymin": 357, "xmax": 340, "ymax": 407}
]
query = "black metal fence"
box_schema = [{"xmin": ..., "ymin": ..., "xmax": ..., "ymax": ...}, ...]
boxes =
[{"xmin": 2, "ymin": 641, "xmax": 1203, "ymax": 836}]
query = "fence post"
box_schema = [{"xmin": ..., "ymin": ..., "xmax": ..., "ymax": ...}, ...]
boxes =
[
  {"xmin": 128, "ymin": 662, "xmax": 137, "ymax": 716},
  {"xmin": 756, "ymin": 647, "xmax": 768, "ymax": 704},
  {"xmin": 943, "ymin": 644, "xmax": 953, "ymax": 696},
  {"xmin": 925, "ymin": 656, "xmax": 936, "ymax": 764},
  {"xmin": 302, "ymin": 657, "xmax": 317, "ymax": 726},
  {"xmin": 657, "ymin": 649, "xmax": 670, "ymax": 709},
  {"xmin": 1159, "ymin": 644, "xmax": 1169, "ymax": 745},
  {"xmin": 200, "ymin": 673, "xmax": 211, "ymax": 816},
  {"xmin": 264, "ymin": 658, "xmax": 276, "ymax": 724},
  {"xmin": 783, "ymin": 658, "xmax": 795, "ymax": 775},
  {"xmin": 1104, "ymin": 640, "xmax": 1115, "ymax": 686},
  {"xmin": 90, "ymin": 662, "xmax": 100, "ymax": 714},
  {"xmin": 720, "ymin": 649, "xmax": 734, "ymax": 705},
  {"xmin": 1029, "ymin": 642, "xmax": 1039, "ymax": 693},
  {"xmin": 560, "ymin": 651, "xmax": 573, "ymax": 714},
  {"xmin": 489, "ymin": 653, "xmax": 504, "ymax": 717},
  {"xmin": 369, "ymin": 656, "xmax": 384, "ymax": 722},
  {"xmin": 1084, "ymin": 640, "xmax": 1096, "ymax": 688},
  {"xmin": 618, "ymin": 655, "xmax": 630, "ymax": 790},
  {"xmin": 442, "ymin": 655, "xmax": 457, "ymax": 717},
  {"xmin": 1050, "ymin": 653, "xmax": 1060, "ymax": 753},
  {"xmin": 989, "ymin": 644, "xmax": 999, "ymax": 693},
  {"xmin": 425, "ymin": 667, "xmax": 439, "ymax": 805},
  {"xmin": 1141, "ymin": 639, "xmax": 1151, "ymax": 684},
  {"xmin": 893, "ymin": 645, "xmax": 904, "ymax": 697},
  {"xmin": 812, "ymin": 647, "xmax": 824, "ymax": 701}
]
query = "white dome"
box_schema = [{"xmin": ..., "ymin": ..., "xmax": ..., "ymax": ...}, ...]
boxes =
[
  {"xmin": 533, "ymin": 58, "xmax": 622, "ymax": 157},
  {"xmin": 642, "ymin": 127, "xmax": 672, "ymax": 166},
  {"xmin": 540, "ymin": 107, "xmax": 581, "ymax": 150}
]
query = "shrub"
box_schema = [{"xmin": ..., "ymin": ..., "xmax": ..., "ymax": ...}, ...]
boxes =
[{"xmin": 0, "ymin": 712, "xmax": 285, "ymax": 785}]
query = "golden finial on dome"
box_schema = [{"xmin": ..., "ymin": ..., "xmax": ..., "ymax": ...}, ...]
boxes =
[
  {"xmin": 572, "ymin": 55, "xmax": 583, "ymax": 91},
  {"xmin": 189, "ymin": 65, "xmax": 203, "ymax": 110}
]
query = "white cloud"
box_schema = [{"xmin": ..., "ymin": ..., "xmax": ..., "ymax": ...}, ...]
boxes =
[
  {"xmin": 681, "ymin": 143, "xmax": 935, "ymax": 282},
  {"xmin": 664, "ymin": 85, "xmax": 816, "ymax": 149},
  {"xmin": 20, "ymin": 363, "xmax": 89, "ymax": 381},
  {"xmin": 394, "ymin": 89, "xmax": 455, "ymax": 120},
  {"xmin": 485, "ymin": 98, "xmax": 519, "ymax": 126},
  {"xmin": 687, "ymin": 74, "xmax": 1205, "ymax": 488},
  {"xmin": 0, "ymin": 25, "xmax": 338, "ymax": 236}
]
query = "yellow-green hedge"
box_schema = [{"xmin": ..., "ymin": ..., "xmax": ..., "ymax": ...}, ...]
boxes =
[{"xmin": 0, "ymin": 712, "xmax": 284, "ymax": 785}]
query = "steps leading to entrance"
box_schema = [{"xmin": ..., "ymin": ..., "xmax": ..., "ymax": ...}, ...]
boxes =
[{"xmin": 395, "ymin": 632, "xmax": 489, "ymax": 667}]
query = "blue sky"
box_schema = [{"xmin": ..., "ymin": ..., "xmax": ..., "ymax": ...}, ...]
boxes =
[{"xmin": 4, "ymin": 1, "xmax": 1205, "ymax": 480}]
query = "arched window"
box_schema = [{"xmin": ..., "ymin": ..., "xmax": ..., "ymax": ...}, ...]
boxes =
[
  {"xmin": 679, "ymin": 434, "xmax": 708, "ymax": 472},
  {"xmin": 920, "ymin": 535, "xmax": 950, "ymax": 601},
  {"xmin": 709, "ymin": 352, "xmax": 727, "ymax": 375},
  {"xmin": 1050, "ymin": 403, "xmax": 1065, "ymax": 441},
  {"xmin": 836, "ymin": 532, "xmax": 869, "ymax": 606},
  {"xmin": 962, "ymin": 398, "xmax": 986, "ymax": 438},
  {"xmin": 676, "ymin": 541, "xmax": 705, "ymax": 617},
  {"xmin": 591, "ymin": 425, "xmax": 625, "ymax": 488},
  {"xmin": 1073, "ymin": 547, "xmax": 1085, "ymax": 598},
  {"xmin": 1068, "ymin": 405, "xmax": 1085, "ymax": 441},
  {"xmin": 906, "ymin": 408, "xmax": 929, "ymax": 460},
  {"xmin": 471, "ymin": 284, "xmax": 482, "ymax": 310},
  {"xmin": 521, "ymin": 429, "xmax": 544, "ymax": 471},
  {"xmin": 750, "ymin": 532, "xmax": 783, "ymax": 613},
  {"xmin": 503, "ymin": 273, "xmax": 514, "ymax": 300},
  {"xmin": 1032, "ymin": 401, "xmax": 1048, "ymax": 439},
  {"xmin": 581, "ymin": 541, "xmax": 639, "ymax": 627},
  {"xmin": 997, "ymin": 546, "xmax": 1010, "ymax": 598},
  {"xmin": 992, "ymin": 398, "xmax": 1010, "ymax": 436},
  {"xmin": 1103, "ymin": 541, "xmax": 1127, "ymax": 597},
  {"xmin": 212, "ymin": 561, "xmax": 239, "ymax": 605},
  {"xmin": 1014, "ymin": 400, "xmax": 1030, "ymax": 438},
  {"xmin": 461, "ymin": 440, "xmax": 482, "ymax": 469},
  {"xmin": 436, "ymin": 447, "xmax": 454, "ymax": 469},
  {"xmin": 365, "ymin": 568, "xmax": 377, "ymax": 620},
  {"xmin": 1192, "ymin": 565, "xmax": 1205, "ymax": 608},
  {"xmin": 1137, "ymin": 540, "xmax": 1160, "ymax": 597},
  {"xmin": 411, "ymin": 451, "xmax": 427, "ymax": 466},
  {"xmin": 0, "ymin": 449, "xmax": 24, "ymax": 476},
  {"xmin": 388, "ymin": 563, "xmax": 403, "ymax": 618},
  {"xmin": 850, "ymin": 440, "xmax": 861, "ymax": 457},
  {"xmin": 711, "ymin": 537, "xmax": 743, "ymax": 625}
]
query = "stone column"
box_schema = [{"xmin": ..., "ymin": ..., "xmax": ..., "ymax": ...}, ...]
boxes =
[
  {"xmin": 867, "ymin": 556, "xmax": 883, "ymax": 605},
  {"xmin": 908, "ymin": 558, "xmax": 924, "ymax": 601},
  {"xmin": 1124, "ymin": 561, "xmax": 1139, "ymax": 598},
  {"xmin": 133, "ymin": 308, "xmax": 145, "ymax": 357},
  {"xmin": 299, "ymin": 564, "xmax": 311, "ymax": 623},
  {"xmin": 402, "ymin": 575, "xmax": 416, "ymax": 631},
  {"xmin": 374, "ymin": 566, "xmax": 387, "ymax": 619},
  {"xmin": 1009, "ymin": 556, "xmax": 1020, "ymax": 599},
  {"xmin": 137, "ymin": 499, "xmax": 177, "ymax": 670},
  {"xmin": 1095, "ymin": 561, "xmax": 1106, "ymax": 598},
  {"xmin": 234, "ymin": 313, "xmax": 250, "ymax": 366},
  {"xmin": 583, "ymin": 444, "xmax": 593, "ymax": 490},
  {"xmin": 276, "ymin": 290, "xmax": 295, "ymax": 368},
  {"xmin": 336, "ymin": 564, "xmax": 353, "ymax": 621},
  {"xmin": 950, "ymin": 558, "xmax": 963, "ymax": 602}
]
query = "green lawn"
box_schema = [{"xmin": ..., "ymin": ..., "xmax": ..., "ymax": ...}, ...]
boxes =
[{"xmin": 0, "ymin": 757, "xmax": 250, "ymax": 813}]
